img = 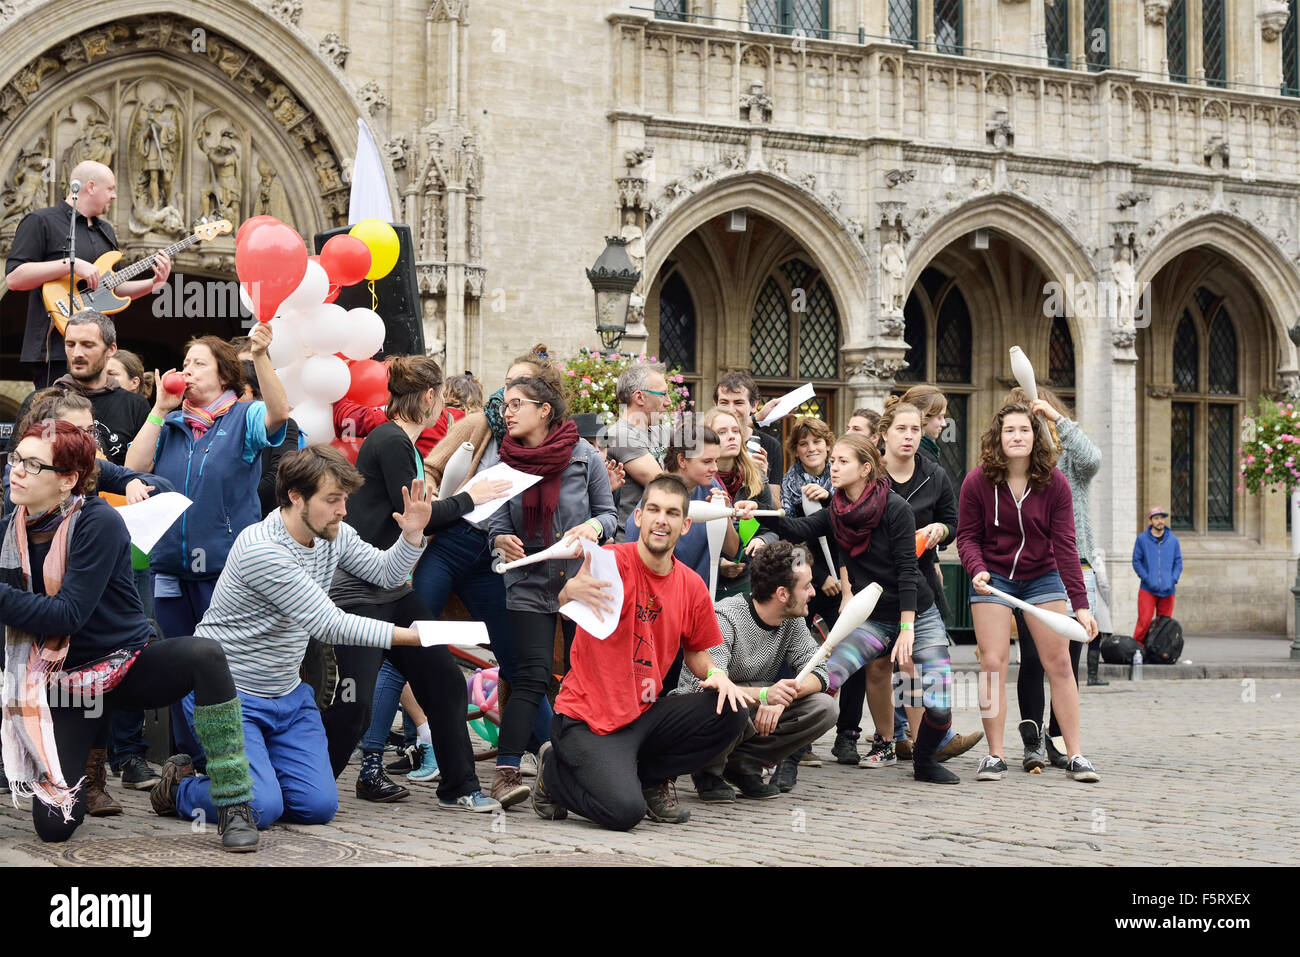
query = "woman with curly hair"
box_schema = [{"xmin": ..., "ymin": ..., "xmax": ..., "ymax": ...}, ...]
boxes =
[{"xmin": 955, "ymin": 396, "xmax": 1100, "ymax": 783}]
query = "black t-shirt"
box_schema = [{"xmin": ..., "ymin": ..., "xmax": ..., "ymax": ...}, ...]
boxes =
[
  {"xmin": 6, "ymin": 379, "xmax": 149, "ymax": 466},
  {"xmin": 756, "ymin": 426, "xmax": 784, "ymax": 485},
  {"xmin": 5, "ymin": 202, "xmax": 120, "ymax": 363}
]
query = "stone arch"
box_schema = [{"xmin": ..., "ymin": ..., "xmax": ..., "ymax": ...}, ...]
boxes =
[
  {"xmin": 644, "ymin": 172, "xmax": 870, "ymax": 344},
  {"xmin": 0, "ymin": 1, "xmax": 387, "ymax": 234},
  {"xmin": 1136, "ymin": 214, "xmax": 1300, "ymax": 368}
]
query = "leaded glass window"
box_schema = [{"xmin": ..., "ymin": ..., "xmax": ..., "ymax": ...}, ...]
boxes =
[
  {"xmin": 799, "ymin": 281, "xmax": 840, "ymax": 379},
  {"xmin": 1207, "ymin": 404, "xmax": 1235, "ymax": 530},
  {"xmin": 938, "ymin": 393, "xmax": 967, "ymax": 494},
  {"xmin": 1084, "ymin": 0, "xmax": 1109, "ymax": 71},
  {"xmin": 890, "ymin": 0, "xmax": 918, "ymax": 47},
  {"xmin": 749, "ymin": 0, "xmax": 780, "ymax": 32},
  {"xmin": 750, "ymin": 277, "xmax": 790, "ymax": 377},
  {"xmin": 654, "ymin": 0, "xmax": 687, "ymax": 22},
  {"xmin": 935, "ymin": 286, "xmax": 972, "ymax": 383},
  {"xmin": 1046, "ymin": 0, "xmax": 1070, "ymax": 68},
  {"xmin": 748, "ymin": 0, "xmax": 828, "ymax": 38},
  {"xmin": 1207, "ymin": 311, "xmax": 1238, "ymax": 395},
  {"xmin": 898, "ymin": 294, "xmax": 926, "ymax": 383},
  {"xmin": 1170, "ymin": 402, "xmax": 1195, "ymax": 529},
  {"xmin": 1049, "ymin": 316, "xmax": 1076, "ymax": 388},
  {"xmin": 934, "ymin": 0, "xmax": 963, "ymax": 55},
  {"xmin": 791, "ymin": 0, "xmax": 829, "ymax": 40},
  {"xmin": 1173, "ymin": 313, "xmax": 1198, "ymax": 393},
  {"xmin": 658, "ymin": 273, "xmax": 696, "ymax": 373},
  {"xmin": 1284, "ymin": 1, "xmax": 1298, "ymax": 97},
  {"xmin": 1167, "ymin": 0, "xmax": 1187, "ymax": 83},
  {"xmin": 1202, "ymin": 0, "xmax": 1226, "ymax": 89}
]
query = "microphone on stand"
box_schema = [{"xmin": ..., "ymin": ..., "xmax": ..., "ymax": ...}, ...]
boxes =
[{"xmin": 70, "ymin": 179, "xmax": 82, "ymax": 195}]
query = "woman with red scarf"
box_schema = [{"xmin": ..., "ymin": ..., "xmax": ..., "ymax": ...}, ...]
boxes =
[
  {"xmin": 486, "ymin": 370, "xmax": 616, "ymax": 809},
  {"xmin": 778, "ymin": 433, "xmax": 960, "ymax": 785}
]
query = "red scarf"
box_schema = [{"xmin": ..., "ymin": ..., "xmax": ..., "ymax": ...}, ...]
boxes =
[
  {"xmin": 718, "ymin": 463, "xmax": 745, "ymax": 503},
  {"xmin": 829, "ymin": 478, "xmax": 891, "ymax": 558},
  {"xmin": 498, "ymin": 419, "xmax": 580, "ymax": 540},
  {"xmin": 182, "ymin": 389, "xmax": 239, "ymax": 440}
]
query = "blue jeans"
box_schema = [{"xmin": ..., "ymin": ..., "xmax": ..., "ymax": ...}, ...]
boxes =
[
  {"xmin": 177, "ymin": 684, "xmax": 337, "ymax": 828},
  {"xmin": 361, "ymin": 659, "xmax": 410, "ymax": 754},
  {"xmin": 411, "ymin": 520, "xmax": 552, "ymax": 745}
]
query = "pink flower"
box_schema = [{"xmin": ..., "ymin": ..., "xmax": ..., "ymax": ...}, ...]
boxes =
[
  {"xmin": 580, "ymin": 389, "xmax": 589, "ymax": 397},
  {"xmin": 1247, "ymin": 454, "xmax": 1256, "ymax": 463},
  {"xmin": 581, "ymin": 377, "xmax": 592, "ymax": 385},
  {"xmin": 1237, "ymin": 487, "xmax": 1245, "ymax": 493},
  {"xmin": 1266, "ymin": 466, "xmax": 1273, "ymax": 473},
  {"xmin": 565, "ymin": 369, "xmax": 575, "ymax": 376}
]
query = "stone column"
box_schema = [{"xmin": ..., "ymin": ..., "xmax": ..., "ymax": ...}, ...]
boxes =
[
  {"xmin": 842, "ymin": 345, "xmax": 907, "ymax": 413},
  {"xmin": 1139, "ymin": 0, "xmax": 1170, "ymax": 76},
  {"xmin": 1257, "ymin": 1, "xmax": 1291, "ymax": 92}
]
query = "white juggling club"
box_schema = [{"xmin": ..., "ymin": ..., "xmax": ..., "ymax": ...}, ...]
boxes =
[
  {"xmin": 705, "ymin": 514, "xmax": 727, "ymax": 600},
  {"xmin": 984, "ymin": 583, "xmax": 1089, "ymax": 643},
  {"xmin": 800, "ymin": 492, "xmax": 836, "ymax": 573},
  {"xmin": 687, "ymin": 500, "xmax": 786, "ymax": 522},
  {"xmin": 439, "ymin": 442, "xmax": 475, "ymax": 498},
  {"xmin": 492, "ymin": 535, "xmax": 583, "ymax": 574},
  {"xmin": 793, "ymin": 582, "xmax": 884, "ymax": 684},
  {"xmin": 1009, "ymin": 346, "xmax": 1038, "ymax": 403}
]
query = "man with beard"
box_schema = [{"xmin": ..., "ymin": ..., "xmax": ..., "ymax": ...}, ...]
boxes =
[
  {"xmin": 5, "ymin": 311, "xmax": 150, "ymax": 466},
  {"xmin": 529, "ymin": 474, "xmax": 754, "ymax": 830},
  {"xmin": 151, "ymin": 447, "xmax": 434, "ymax": 830},
  {"xmin": 679, "ymin": 541, "xmax": 836, "ymax": 802}
]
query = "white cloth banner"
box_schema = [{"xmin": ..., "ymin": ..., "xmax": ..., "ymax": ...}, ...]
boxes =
[{"xmin": 347, "ymin": 118, "xmax": 394, "ymax": 225}]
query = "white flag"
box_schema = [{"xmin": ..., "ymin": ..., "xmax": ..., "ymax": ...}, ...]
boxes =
[{"xmin": 347, "ymin": 118, "xmax": 394, "ymax": 225}]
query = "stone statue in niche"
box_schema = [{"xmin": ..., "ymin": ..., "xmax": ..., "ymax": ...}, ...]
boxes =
[
  {"xmin": 254, "ymin": 157, "xmax": 292, "ymax": 223},
  {"xmin": 2, "ymin": 142, "xmax": 51, "ymax": 231},
  {"xmin": 879, "ymin": 226, "xmax": 907, "ymax": 315},
  {"xmin": 67, "ymin": 120, "xmax": 114, "ymax": 169},
  {"xmin": 620, "ymin": 210, "xmax": 645, "ymax": 275},
  {"xmin": 197, "ymin": 116, "xmax": 242, "ymax": 222},
  {"xmin": 131, "ymin": 96, "xmax": 181, "ymax": 211},
  {"xmin": 311, "ymin": 146, "xmax": 344, "ymax": 192},
  {"xmin": 1111, "ymin": 242, "xmax": 1137, "ymax": 330}
]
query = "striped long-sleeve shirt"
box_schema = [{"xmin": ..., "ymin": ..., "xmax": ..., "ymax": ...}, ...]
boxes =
[{"xmin": 195, "ymin": 509, "xmax": 425, "ymax": 697}]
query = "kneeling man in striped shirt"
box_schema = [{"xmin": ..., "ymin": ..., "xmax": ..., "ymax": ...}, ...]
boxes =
[{"xmin": 160, "ymin": 447, "xmax": 433, "ymax": 829}]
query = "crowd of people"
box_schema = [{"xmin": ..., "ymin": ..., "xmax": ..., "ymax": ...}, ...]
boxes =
[{"xmin": 3, "ymin": 168, "xmax": 1126, "ymax": 852}]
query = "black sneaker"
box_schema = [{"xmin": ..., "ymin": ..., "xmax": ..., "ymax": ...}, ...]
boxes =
[
  {"xmin": 217, "ymin": 802, "xmax": 260, "ymax": 853},
  {"xmin": 773, "ymin": 754, "xmax": 800, "ymax": 793},
  {"xmin": 913, "ymin": 758, "xmax": 961, "ymax": 784},
  {"xmin": 859, "ymin": 736, "xmax": 896, "ymax": 769},
  {"xmin": 830, "ymin": 730, "xmax": 861, "ymax": 765},
  {"xmin": 118, "ymin": 756, "xmax": 162, "ymax": 790},
  {"xmin": 385, "ymin": 745, "xmax": 421, "ymax": 775},
  {"xmin": 356, "ymin": 752, "xmax": 410, "ymax": 802},
  {"xmin": 1067, "ymin": 755, "xmax": 1101, "ymax": 782},
  {"xmin": 1044, "ymin": 733, "xmax": 1069, "ymax": 769},
  {"xmin": 727, "ymin": 771, "xmax": 781, "ymax": 800},
  {"xmin": 643, "ymin": 781, "xmax": 690, "ymax": 823},
  {"xmin": 691, "ymin": 772, "xmax": 736, "ymax": 804},
  {"xmin": 1018, "ymin": 719, "xmax": 1047, "ymax": 773},
  {"xmin": 976, "ymin": 755, "xmax": 1008, "ymax": 781},
  {"xmin": 531, "ymin": 742, "xmax": 568, "ymax": 820}
]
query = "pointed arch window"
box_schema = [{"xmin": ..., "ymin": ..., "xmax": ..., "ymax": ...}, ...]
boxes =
[
  {"xmin": 1202, "ymin": 0, "xmax": 1226, "ymax": 89},
  {"xmin": 1084, "ymin": 0, "xmax": 1110, "ymax": 71},
  {"xmin": 1046, "ymin": 0, "xmax": 1070, "ymax": 68},
  {"xmin": 1167, "ymin": 0, "xmax": 1188, "ymax": 83},
  {"xmin": 1284, "ymin": 1, "xmax": 1298, "ymax": 97},
  {"xmin": 1049, "ymin": 316, "xmax": 1076, "ymax": 388},
  {"xmin": 1173, "ymin": 314, "xmax": 1199, "ymax": 393},
  {"xmin": 657, "ymin": 272, "xmax": 696, "ymax": 373}
]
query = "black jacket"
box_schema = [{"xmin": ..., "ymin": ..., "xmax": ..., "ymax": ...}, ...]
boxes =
[
  {"xmin": 9, "ymin": 378, "xmax": 150, "ymax": 466},
  {"xmin": 779, "ymin": 491, "xmax": 931, "ymax": 622}
]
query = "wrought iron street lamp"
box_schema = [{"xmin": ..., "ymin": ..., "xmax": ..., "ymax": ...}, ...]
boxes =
[{"xmin": 586, "ymin": 236, "xmax": 642, "ymax": 352}]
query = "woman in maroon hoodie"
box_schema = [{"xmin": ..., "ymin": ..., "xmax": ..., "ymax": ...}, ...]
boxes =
[{"xmin": 955, "ymin": 396, "xmax": 1101, "ymax": 783}]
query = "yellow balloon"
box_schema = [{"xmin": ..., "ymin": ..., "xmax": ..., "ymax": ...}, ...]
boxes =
[{"xmin": 348, "ymin": 219, "xmax": 400, "ymax": 280}]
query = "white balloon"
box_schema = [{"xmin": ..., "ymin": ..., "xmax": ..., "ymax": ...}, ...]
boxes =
[
  {"xmin": 299, "ymin": 302, "xmax": 351, "ymax": 357},
  {"xmin": 291, "ymin": 400, "xmax": 336, "ymax": 447},
  {"xmin": 267, "ymin": 315, "xmax": 304, "ymax": 367},
  {"xmin": 276, "ymin": 359, "xmax": 308, "ymax": 408},
  {"xmin": 279, "ymin": 259, "xmax": 329, "ymax": 316},
  {"xmin": 300, "ymin": 354, "xmax": 352, "ymax": 404},
  {"xmin": 238, "ymin": 283, "xmax": 256, "ymax": 317},
  {"xmin": 341, "ymin": 307, "xmax": 388, "ymax": 360}
]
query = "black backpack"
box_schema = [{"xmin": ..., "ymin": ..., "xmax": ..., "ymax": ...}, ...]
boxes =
[
  {"xmin": 1144, "ymin": 616, "xmax": 1184, "ymax": 664},
  {"xmin": 1100, "ymin": 634, "xmax": 1143, "ymax": 664}
]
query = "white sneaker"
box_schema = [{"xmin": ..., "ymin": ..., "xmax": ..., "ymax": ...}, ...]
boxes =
[
  {"xmin": 519, "ymin": 751, "xmax": 539, "ymax": 778},
  {"xmin": 976, "ymin": 755, "xmax": 1008, "ymax": 781},
  {"xmin": 1067, "ymin": 755, "xmax": 1100, "ymax": 782}
]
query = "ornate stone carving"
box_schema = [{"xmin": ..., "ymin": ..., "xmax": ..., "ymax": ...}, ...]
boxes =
[
  {"xmin": 986, "ymin": 107, "xmax": 1014, "ymax": 149},
  {"xmin": 1204, "ymin": 135, "xmax": 1229, "ymax": 170},
  {"xmin": 127, "ymin": 89, "xmax": 184, "ymax": 234},
  {"xmin": 356, "ymin": 81, "xmax": 390, "ymax": 117},
  {"xmin": 266, "ymin": 84, "xmax": 308, "ymax": 129},
  {"xmin": 384, "ymin": 136, "xmax": 410, "ymax": 171},
  {"xmin": 417, "ymin": 263, "xmax": 448, "ymax": 295},
  {"xmin": 852, "ymin": 356, "xmax": 909, "ymax": 382},
  {"xmin": 617, "ymin": 176, "xmax": 647, "ymax": 209},
  {"xmin": 1258, "ymin": 1, "xmax": 1291, "ymax": 42},
  {"xmin": 1, "ymin": 138, "xmax": 51, "ymax": 232},
  {"xmin": 879, "ymin": 225, "xmax": 907, "ymax": 316},
  {"xmin": 430, "ymin": 0, "xmax": 469, "ymax": 21},
  {"xmin": 1279, "ymin": 372, "xmax": 1300, "ymax": 402},
  {"xmin": 1112, "ymin": 329, "xmax": 1137, "ymax": 349},
  {"xmin": 465, "ymin": 266, "xmax": 486, "ymax": 299},
  {"xmin": 624, "ymin": 146, "xmax": 655, "ymax": 169},
  {"xmin": 884, "ymin": 168, "xmax": 916, "ymax": 188},
  {"xmin": 254, "ymin": 157, "xmax": 292, "ymax": 222},
  {"xmin": 879, "ymin": 312, "xmax": 906, "ymax": 339},
  {"xmin": 264, "ymin": 0, "xmax": 303, "ymax": 26},
  {"xmin": 620, "ymin": 210, "xmax": 645, "ymax": 275},
  {"xmin": 1116, "ymin": 190, "xmax": 1150, "ymax": 210},
  {"xmin": 311, "ymin": 144, "xmax": 345, "ymax": 192},
  {"xmin": 796, "ymin": 172, "xmax": 817, "ymax": 192},
  {"xmin": 1142, "ymin": 0, "xmax": 1171, "ymax": 25},
  {"xmin": 319, "ymin": 33, "xmax": 350, "ymax": 69},
  {"xmin": 1146, "ymin": 383, "xmax": 1175, "ymax": 399},
  {"xmin": 740, "ymin": 80, "xmax": 773, "ymax": 124},
  {"xmin": 195, "ymin": 112, "xmax": 242, "ymax": 225}
]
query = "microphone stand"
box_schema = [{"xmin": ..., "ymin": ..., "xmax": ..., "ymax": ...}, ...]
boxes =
[{"xmin": 57, "ymin": 182, "xmax": 81, "ymax": 387}]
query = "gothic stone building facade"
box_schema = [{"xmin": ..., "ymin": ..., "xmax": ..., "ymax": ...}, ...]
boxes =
[{"xmin": 3, "ymin": 0, "xmax": 1300, "ymax": 636}]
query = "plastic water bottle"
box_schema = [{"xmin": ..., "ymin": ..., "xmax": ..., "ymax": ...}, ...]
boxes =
[
  {"xmin": 746, "ymin": 435, "xmax": 762, "ymax": 456},
  {"xmin": 1131, "ymin": 646, "xmax": 1143, "ymax": 681}
]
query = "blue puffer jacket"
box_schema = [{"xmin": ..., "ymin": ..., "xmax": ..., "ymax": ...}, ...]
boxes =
[{"xmin": 1132, "ymin": 527, "xmax": 1182, "ymax": 597}]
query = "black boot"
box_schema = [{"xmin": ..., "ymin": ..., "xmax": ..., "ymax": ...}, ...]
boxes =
[
  {"xmin": 355, "ymin": 751, "xmax": 410, "ymax": 802},
  {"xmin": 218, "ymin": 802, "xmax": 260, "ymax": 853},
  {"xmin": 1087, "ymin": 638, "xmax": 1109, "ymax": 686}
]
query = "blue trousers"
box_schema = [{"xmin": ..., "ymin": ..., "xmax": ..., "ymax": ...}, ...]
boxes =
[
  {"xmin": 177, "ymin": 684, "xmax": 337, "ymax": 829},
  {"xmin": 411, "ymin": 520, "xmax": 552, "ymax": 745}
]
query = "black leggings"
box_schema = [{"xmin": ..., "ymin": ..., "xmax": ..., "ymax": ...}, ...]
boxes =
[
  {"xmin": 319, "ymin": 591, "xmax": 479, "ymax": 801},
  {"xmin": 34, "ymin": 636, "xmax": 235, "ymax": 843},
  {"xmin": 500, "ymin": 610, "xmax": 575, "ymax": 761},
  {"xmin": 1014, "ymin": 609, "xmax": 1083, "ymax": 738}
]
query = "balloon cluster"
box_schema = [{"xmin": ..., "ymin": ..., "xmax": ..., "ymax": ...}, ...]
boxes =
[
  {"xmin": 468, "ymin": 667, "xmax": 500, "ymax": 747},
  {"xmin": 233, "ymin": 217, "xmax": 402, "ymax": 447}
]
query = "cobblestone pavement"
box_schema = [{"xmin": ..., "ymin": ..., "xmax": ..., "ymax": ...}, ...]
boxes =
[{"xmin": 2, "ymin": 678, "xmax": 1295, "ymax": 867}]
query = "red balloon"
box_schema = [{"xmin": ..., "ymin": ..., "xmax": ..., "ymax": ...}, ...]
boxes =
[
  {"xmin": 162, "ymin": 371, "xmax": 186, "ymax": 395},
  {"xmin": 330, "ymin": 435, "xmax": 363, "ymax": 465},
  {"xmin": 323, "ymin": 283, "xmax": 341, "ymax": 304},
  {"xmin": 236, "ymin": 215, "xmax": 279, "ymax": 249},
  {"xmin": 345, "ymin": 359, "xmax": 390, "ymax": 407},
  {"xmin": 319, "ymin": 235, "xmax": 372, "ymax": 288},
  {"xmin": 236, "ymin": 223, "xmax": 308, "ymax": 323}
]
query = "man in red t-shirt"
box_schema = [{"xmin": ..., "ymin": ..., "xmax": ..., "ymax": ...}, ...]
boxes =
[{"xmin": 530, "ymin": 474, "xmax": 753, "ymax": 830}]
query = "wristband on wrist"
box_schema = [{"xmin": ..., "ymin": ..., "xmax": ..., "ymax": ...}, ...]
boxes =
[
  {"xmin": 898, "ymin": 621, "xmax": 913, "ymax": 631},
  {"xmin": 759, "ymin": 686, "xmax": 769, "ymax": 704},
  {"xmin": 706, "ymin": 667, "xmax": 726, "ymax": 679},
  {"xmin": 585, "ymin": 517, "xmax": 603, "ymax": 536},
  {"xmin": 147, "ymin": 412, "xmax": 165, "ymax": 427}
]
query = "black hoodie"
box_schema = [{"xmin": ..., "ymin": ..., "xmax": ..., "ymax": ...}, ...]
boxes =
[{"xmin": 8, "ymin": 375, "xmax": 151, "ymax": 466}]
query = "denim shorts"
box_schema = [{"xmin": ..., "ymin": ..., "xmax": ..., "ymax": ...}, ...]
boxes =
[{"xmin": 968, "ymin": 569, "xmax": 1068, "ymax": 608}]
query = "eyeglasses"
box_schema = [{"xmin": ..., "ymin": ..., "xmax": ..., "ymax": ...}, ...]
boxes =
[
  {"xmin": 503, "ymin": 397, "xmax": 544, "ymax": 413},
  {"xmin": 641, "ymin": 389, "xmax": 668, "ymax": 397},
  {"xmin": 7, "ymin": 451, "xmax": 70, "ymax": 475}
]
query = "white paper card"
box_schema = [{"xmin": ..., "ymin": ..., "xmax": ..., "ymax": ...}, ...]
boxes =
[
  {"xmin": 558, "ymin": 540, "xmax": 624, "ymax": 640},
  {"xmin": 459, "ymin": 463, "xmax": 542, "ymax": 524},
  {"xmin": 414, "ymin": 620, "xmax": 491, "ymax": 647},
  {"xmin": 758, "ymin": 382, "xmax": 816, "ymax": 426},
  {"xmin": 114, "ymin": 492, "xmax": 192, "ymax": 555}
]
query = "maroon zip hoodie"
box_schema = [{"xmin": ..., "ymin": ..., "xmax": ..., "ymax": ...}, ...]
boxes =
[{"xmin": 955, "ymin": 466, "xmax": 1088, "ymax": 611}]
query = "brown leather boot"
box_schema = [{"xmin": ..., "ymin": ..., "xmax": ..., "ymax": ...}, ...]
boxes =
[{"xmin": 84, "ymin": 749, "xmax": 123, "ymax": 817}]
